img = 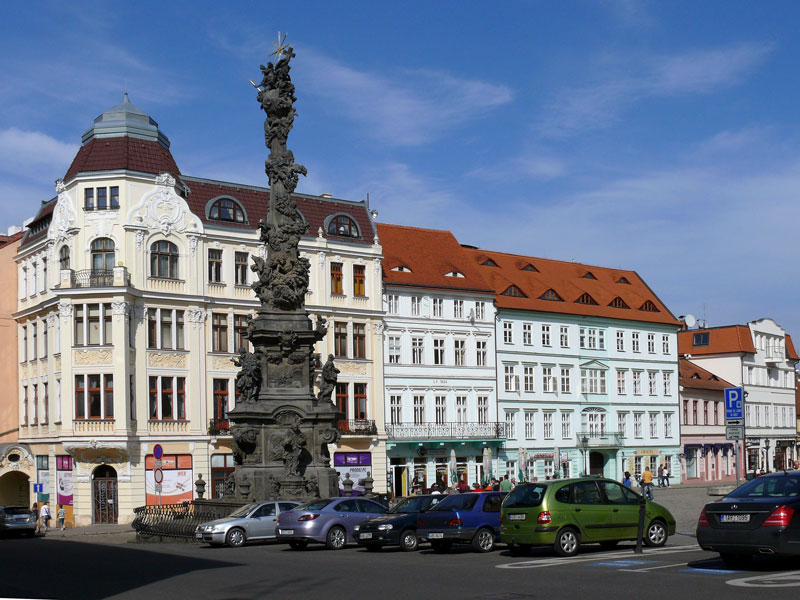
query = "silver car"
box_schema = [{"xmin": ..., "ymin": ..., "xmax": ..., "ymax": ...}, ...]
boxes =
[
  {"xmin": 195, "ymin": 501, "xmax": 300, "ymax": 547},
  {"xmin": 0, "ymin": 506, "xmax": 36, "ymax": 536}
]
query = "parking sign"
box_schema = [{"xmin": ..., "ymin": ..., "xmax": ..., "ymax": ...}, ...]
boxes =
[{"xmin": 724, "ymin": 387, "xmax": 744, "ymax": 421}]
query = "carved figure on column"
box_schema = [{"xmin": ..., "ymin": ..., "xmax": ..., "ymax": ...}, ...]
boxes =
[
  {"xmin": 232, "ymin": 347, "xmax": 262, "ymax": 403},
  {"xmin": 317, "ymin": 354, "xmax": 340, "ymax": 404}
]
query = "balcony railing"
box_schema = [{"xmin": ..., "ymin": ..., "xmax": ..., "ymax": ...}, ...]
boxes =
[
  {"xmin": 208, "ymin": 418, "xmax": 230, "ymax": 436},
  {"xmin": 72, "ymin": 269, "xmax": 116, "ymax": 288},
  {"xmin": 386, "ymin": 422, "xmax": 506, "ymax": 441},
  {"xmin": 337, "ymin": 419, "xmax": 377, "ymax": 436},
  {"xmin": 577, "ymin": 431, "xmax": 625, "ymax": 447},
  {"xmin": 73, "ymin": 419, "xmax": 115, "ymax": 433}
]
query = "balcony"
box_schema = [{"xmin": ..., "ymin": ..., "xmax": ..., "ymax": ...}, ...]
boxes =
[
  {"xmin": 386, "ymin": 422, "xmax": 506, "ymax": 441},
  {"xmin": 208, "ymin": 418, "xmax": 230, "ymax": 436},
  {"xmin": 73, "ymin": 419, "xmax": 115, "ymax": 433},
  {"xmin": 147, "ymin": 420, "xmax": 189, "ymax": 434},
  {"xmin": 71, "ymin": 269, "xmax": 129, "ymax": 288},
  {"xmin": 337, "ymin": 419, "xmax": 377, "ymax": 436},
  {"xmin": 577, "ymin": 430, "xmax": 625, "ymax": 448}
]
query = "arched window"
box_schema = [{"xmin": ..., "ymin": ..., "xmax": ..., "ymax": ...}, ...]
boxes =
[
  {"xmin": 150, "ymin": 241, "xmax": 179, "ymax": 279},
  {"xmin": 90, "ymin": 238, "xmax": 115, "ymax": 272},
  {"xmin": 327, "ymin": 214, "xmax": 359, "ymax": 238},
  {"xmin": 208, "ymin": 198, "xmax": 246, "ymax": 223},
  {"xmin": 581, "ymin": 407, "xmax": 607, "ymax": 436},
  {"xmin": 59, "ymin": 246, "xmax": 70, "ymax": 271}
]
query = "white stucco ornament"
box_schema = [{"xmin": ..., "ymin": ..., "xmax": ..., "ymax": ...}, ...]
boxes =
[
  {"xmin": 125, "ymin": 172, "xmax": 203, "ymax": 238},
  {"xmin": 48, "ymin": 179, "xmax": 78, "ymax": 245}
]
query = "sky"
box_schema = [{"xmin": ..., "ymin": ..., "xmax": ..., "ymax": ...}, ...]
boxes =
[{"xmin": 2, "ymin": 1, "xmax": 800, "ymax": 339}]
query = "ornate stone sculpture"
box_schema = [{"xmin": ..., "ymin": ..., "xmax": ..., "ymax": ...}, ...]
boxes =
[
  {"xmin": 317, "ymin": 354, "xmax": 339, "ymax": 404},
  {"xmin": 232, "ymin": 347, "xmax": 261, "ymax": 403}
]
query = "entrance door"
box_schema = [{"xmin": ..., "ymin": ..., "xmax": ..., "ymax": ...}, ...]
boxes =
[
  {"xmin": 0, "ymin": 471, "xmax": 30, "ymax": 506},
  {"xmin": 92, "ymin": 465, "xmax": 118, "ymax": 524},
  {"xmin": 393, "ymin": 466, "xmax": 407, "ymax": 498},
  {"xmin": 589, "ymin": 452, "xmax": 604, "ymax": 476}
]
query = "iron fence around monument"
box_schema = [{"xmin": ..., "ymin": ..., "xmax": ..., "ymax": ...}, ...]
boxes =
[
  {"xmin": 385, "ymin": 422, "xmax": 506, "ymax": 441},
  {"xmin": 131, "ymin": 502, "xmax": 225, "ymax": 540}
]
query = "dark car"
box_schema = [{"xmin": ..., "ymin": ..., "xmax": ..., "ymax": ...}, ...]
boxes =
[
  {"xmin": 354, "ymin": 494, "xmax": 444, "ymax": 551},
  {"xmin": 416, "ymin": 492, "xmax": 506, "ymax": 553},
  {"xmin": 0, "ymin": 506, "xmax": 36, "ymax": 536},
  {"xmin": 697, "ymin": 471, "xmax": 800, "ymax": 567}
]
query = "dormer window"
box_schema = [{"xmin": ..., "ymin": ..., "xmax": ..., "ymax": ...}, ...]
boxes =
[
  {"xmin": 482, "ymin": 259, "xmax": 499, "ymax": 267},
  {"xmin": 693, "ymin": 332, "xmax": 709, "ymax": 347},
  {"xmin": 575, "ymin": 293, "xmax": 598, "ymax": 305},
  {"xmin": 539, "ymin": 289, "xmax": 563, "ymax": 302},
  {"xmin": 501, "ymin": 285, "xmax": 526, "ymax": 297},
  {"xmin": 691, "ymin": 373, "xmax": 701, "ymax": 379},
  {"xmin": 521, "ymin": 263, "xmax": 538, "ymax": 272},
  {"xmin": 209, "ymin": 198, "xmax": 246, "ymax": 223},
  {"xmin": 391, "ymin": 265, "xmax": 412, "ymax": 273},
  {"xmin": 445, "ymin": 271, "xmax": 465, "ymax": 278},
  {"xmin": 327, "ymin": 215, "xmax": 359, "ymax": 238},
  {"xmin": 639, "ymin": 300, "xmax": 659, "ymax": 312},
  {"xmin": 617, "ymin": 277, "xmax": 630, "ymax": 284},
  {"xmin": 582, "ymin": 272, "xmax": 597, "ymax": 280},
  {"xmin": 608, "ymin": 297, "xmax": 630, "ymax": 309}
]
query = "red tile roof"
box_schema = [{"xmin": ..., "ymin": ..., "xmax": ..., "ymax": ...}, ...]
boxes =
[
  {"xmin": 786, "ymin": 334, "xmax": 799, "ymax": 361},
  {"xmin": 377, "ymin": 224, "xmax": 494, "ymax": 293},
  {"xmin": 64, "ymin": 137, "xmax": 180, "ymax": 181},
  {"xmin": 0, "ymin": 231, "xmax": 24, "ymax": 248},
  {"xmin": 20, "ymin": 199, "xmax": 56, "ymax": 247},
  {"xmin": 679, "ymin": 358, "xmax": 733, "ymax": 392},
  {"xmin": 181, "ymin": 176, "xmax": 375, "ymax": 245},
  {"xmin": 678, "ymin": 326, "xmax": 756, "ymax": 356},
  {"xmin": 461, "ymin": 248, "xmax": 680, "ymax": 325}
]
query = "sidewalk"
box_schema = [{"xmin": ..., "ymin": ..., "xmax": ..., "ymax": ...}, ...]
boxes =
[{"xmin": 37, "ymin": 523, "xmax": 136, "ymax": 544}]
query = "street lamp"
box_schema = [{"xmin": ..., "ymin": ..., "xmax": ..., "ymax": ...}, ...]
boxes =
[
  {"xmin": 581, "ymin": 436, "xmax": 589, "ymax": 476},
  {"xmin": 764, "ymin": 439, "xmax": 771, "ymax": 473}
]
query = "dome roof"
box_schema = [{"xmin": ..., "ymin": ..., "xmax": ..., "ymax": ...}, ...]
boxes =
[{"xmin": 81, "ymin": 93, "xmax": 170, "ymax": 148}]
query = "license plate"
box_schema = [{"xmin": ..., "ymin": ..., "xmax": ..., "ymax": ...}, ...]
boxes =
[
  {"xmin": 509, "ymin": 514, "xmax": 526, "ymax": 521},
  {"xmin": 280, "ymin": 529, "xmax": 295, "ymax": 535},
  {"xmin": 721, "ymin": 514, "xmax": 750, "ymax": 523},
  {"xmin": 195, "ymin": 533, "xmax": 203, "ymax": 539},
  {"xmin": 428, "ymin": 532, "xmax": 444, "ymax": 539},
  {"xmin": 359, "ymin": 532, "xmax": 373, "ymax": 539}
]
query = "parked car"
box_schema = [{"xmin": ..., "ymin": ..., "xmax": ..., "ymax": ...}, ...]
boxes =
[
  {"xmin": 500, "ymin": 478, "xmax": 676, "ymax": 557},
  {"xmin": 195, "ymin": 500, "xmax": 301, "ymax": 547},
  {"xmin": 697, "ymin": 471, "xmax": 800, "ymax": 567},
  {"xmin": 276, "ymin": 497, "xmax": 388, "ymax": 550},
  {"xmin": 354, "ymin": 494, "xmax": 443, "ymax": 551},
  {"xmin": 0, "ymin": 506, "xmax": 36, "ymax": 536},
  {"xmin": 416, "ymin": 491, "xmax": 506, "ymax": 553}
]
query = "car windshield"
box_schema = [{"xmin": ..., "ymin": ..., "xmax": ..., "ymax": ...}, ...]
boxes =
[
  {"xmin": 727, "ymin": 475, "xmax": 800, "ymax": 499},
  {"xmin": 503, "ymin": 484, "xmax": 547, "ymax": 509},
  {"xmin": 391, "ymin": 496, "xmax": 430, "ymax": 514},
  {"xmin": 228, "ymin": 503, "xmax": 259, "ymax": 518},
  {"xmin": 3, "ymin": 507, "xmax": 31, "ymax": 515},
  {"xmin": 430, "ymin": 494, "xmax": 479, "ymax": 511},
  {"xmin": 295, "ymin": 499, "xmax": 334, "ymax": 511}
]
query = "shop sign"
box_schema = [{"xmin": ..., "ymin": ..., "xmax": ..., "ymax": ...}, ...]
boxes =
[
  {"xmin": 334, "ymin": 452, "xmax": 372, "ymax": 494},
  {"xmin": 532, "ymin": 453, "xmax": 554, "ymax": 460},
  {"xmin": 635, "ymin": 449, "xmax": 660, "ymax": 456}
]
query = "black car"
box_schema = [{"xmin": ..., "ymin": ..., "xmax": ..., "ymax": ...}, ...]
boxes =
[
  {"xmin": 697, "ymin": 471, "xmax": 800, "ymax": 567},
  {"xmin": 354, "ymin": 494, "xmax": 443, "ymax": 551}
]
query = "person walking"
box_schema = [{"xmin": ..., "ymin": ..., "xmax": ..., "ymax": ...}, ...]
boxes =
[
  {"xmin": 40, "ymin": 501, "xmax": 51, "ymax": 533},
  {"xmin": 499, "ymin": 475, "xmax": 513, "ymax": 492},
  {"xmin": 57, "ymin": 505, "xmax": 66, "ymax": 530},
  {"xmin": 664, "ymin": 466, "xmax": 671, "ymax": 488},
  {"xmin": 622, "ymin": 471, "xmax": 632, "ymax": 487},
  {"xmin": 657, "ymin": 464, "xmax": 664, "ymax": 488},
  {"xmin": 641, "ymin": 466, "xmax": 654, "ymax": 500},
  {"xmin": 31, "ymin": 502, "xmax": 39, "ymax": 534}
]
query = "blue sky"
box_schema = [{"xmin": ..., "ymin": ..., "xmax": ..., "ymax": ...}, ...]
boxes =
[{"xmin": 2, "ymin": 1, "xmax": 800, "ymax": 339}]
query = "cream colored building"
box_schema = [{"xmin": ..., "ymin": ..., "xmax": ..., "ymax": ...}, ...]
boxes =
[{"xmin": 15, "ymin": 95, "xmax": 385, "ymax": 525}]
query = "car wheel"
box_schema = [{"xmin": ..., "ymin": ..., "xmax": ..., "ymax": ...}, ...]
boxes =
[
  {"xmin": 288, "ymin": 541, "xmax": 308, "ymax": 551},
  {"xmin": 400, "ymin": 529, "xmax": 418, "ymax": 552},
  {"xmin": 472, "ymin": 528, "xmax": 495, "ymax": 553},
  {"xmin": 554, "ymin": 528, "xmax": 580, "ymax": 557},
  {"xmin": 600, "ymin": 540, "xmax": 620, "ymax": 550},
  {"xmin": 365, "ymin": 544, "xmax": 381, "ymax": 552},
  {"xmin": 225, "ymin": 528, "xmax": 246, "ymax": 548},
  {"xmin": 644, "ymin": 520, "xmax": 667, "ymax": 547},
  {"xmin": 431, "ymin": 540, "xmax": 452, "ymax": 553},
  {"xmin": 720, "ymin": 552, "xmax": 752, "ymax": 569},
  {"xmin": 326, "ymin": 526, "xmax": 346, "ymax": 550},
  {"xmin": 509, "ymin": 543, "xmax": 531, "ymax": 556}
]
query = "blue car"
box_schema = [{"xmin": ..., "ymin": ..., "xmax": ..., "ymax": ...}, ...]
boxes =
[{"xmin": 416, "ymin": 492, "xmax": 506, "ymax": 553}]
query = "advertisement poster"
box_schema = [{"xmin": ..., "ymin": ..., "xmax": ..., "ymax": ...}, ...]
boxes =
[
  {"xmin": 37, "ymin": 470, "xmax": 50, "ymax": 502},
  {"xmin": 334, "ymin": 452, "xmax": 372, "ymax": 495},
  {"xmin": 145, "ymin": 454, "xmax": 193, "ymax": 505},
  {"xmin": 56, "ymin": 470, "xmax": 73, "ymax": 506}
]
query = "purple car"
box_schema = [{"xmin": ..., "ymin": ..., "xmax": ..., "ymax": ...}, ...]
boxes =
[
  {"xmin": 276, "ymin": 497, "xmax": 388, "ymax": 550},
  {"xmin": 416, "ymin": 492, "xmax": 506, "ymax": 553}
]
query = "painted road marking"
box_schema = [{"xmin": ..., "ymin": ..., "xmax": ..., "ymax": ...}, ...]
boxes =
[
  {"xmin": 497, "ymin": 545, "xmax": 701, "ymax": 569},
  {"xmin": 682, "ymin": 568, "xmax": 741, "ymax": 575},
  {"xmin": 727, "ymin": 571, "xmax": 800, "ymax": 588},
  {"xmin": 620, "ymin": 562, "xmax": 688, "ymax": 572},
  {"xmin": 590, "ymin": 560, "xmax": 654, "ymax": 568}
]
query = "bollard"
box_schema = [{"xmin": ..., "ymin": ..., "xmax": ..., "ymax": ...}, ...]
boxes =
[{"xmin": 634, "ymin": 494, "xmax": 646, "ymax": 554}]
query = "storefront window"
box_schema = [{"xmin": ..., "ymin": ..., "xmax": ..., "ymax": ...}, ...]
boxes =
[{"xmin": 211, "ymin": 454, "xmax": 235, "ymax": 499}]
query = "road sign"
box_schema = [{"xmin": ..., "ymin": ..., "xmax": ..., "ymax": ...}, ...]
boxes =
[
  {"xmin": 726, "ymin": 425, "xmax": 745, "ymax": 440},
  {"xmin": 154, "ymin": 483, "xmax": 162, "ymax": 493},
  {"xmin": 724, "ymin": 387, "xmax": 744, "ymax": 420},
  {"xmin": 153, "ymin": 444, "xmax": 163, "ymax": 460},
  {"xmin": 726, "ymin": 419, "xmax": 744, "ymax": 426},
  {"xmin": 154, "ymin": 459, "xmax": 162, "ymax": 470},
  {"xmin": 153, "ymin": 468, "xmax": 164, "ymax": 484},
  {"xmin": 33, "ymin": 483, "xmax": 43, "ymax": 493}
]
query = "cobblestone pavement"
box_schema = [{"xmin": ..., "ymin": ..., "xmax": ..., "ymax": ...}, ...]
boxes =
[{"xmin": 639, "ymin": 482, "xmax": 730, "ymax": 534}]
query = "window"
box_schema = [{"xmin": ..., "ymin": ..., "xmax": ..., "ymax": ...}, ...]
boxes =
[
  {"xmin": 664, "ymin": 413, "xmax": 673, "ymax": 438},
  {"xmin": 150, "ymin": 241, "xmax": 179, "ymax": 279},
  {"xmin": 523, "ymin": 366, "xmax": 535, "ymax": 392},
  {"xmin": 617, "ymin": 370, "xmax": 626, "ymax": 394},
  {"xmin": 616, "ymin": 331, "xmax": 624, "ymax": 352},
  {"xmin": 411, "ymin": 337, "xmax": 424, "ymax": 364},
  {"xmin": 387, "ymin": 294, "xmax": 399, "ymax": 314},
  {"xmin": 234, "ymin": 252, "xmax": 249, "ymax": 285},
  {"xmin": 454, "ymin": 339, "xmax": 466, "ymax": 366},
  {"xmin": 476, "ymin": 340, "xmax": 487, "ymax": 366},
  {"xmin": 21, "ymin": 325, "xmax": 27, "ymax": 361},
  {"xmin": 327, "ymin": 214, "xmax": 359, "ymax": 237},
  {"xmin": 42, "ymin": 321, "xmax": 48, "ymax": 358},
  {"xmin": 525, "ymin": 411, "xmax": 535, "ymax": 438},
  {"xmin": 632, "ymin": 371, "xmax": 642, "ymax": 395},
  {"xmin": 539, "ymin": 289, "xmax": 563, "ymax": 301},
  {"xmin": 234, "ymin": 314, "xmax": 248, "ymax": 352},
  {"xmin": 580, "ymin": 369, "xmax": 606, "ymax": 394},
  {"xmin": 84, "ymin": 188, "xmax": 94, "ymax": 210},
  {"xmin": 560, "ymin": 368, "xmax": 571, "ymax": 393},
  {"xmin": 354, "ymin": 384, "xmax": 367, "ymax": 419},
  {"xmin": 328, "ymin": 262, "xmax": 344, "ymax": 295},
  {"xmin": 22, "ymin": 385, "xmax": 28, "ymax": 424},
  {"xmin": 575, "ymin": 292, "xmax": 598, "ymax": 305},
  {"xmin": 31, "ymin": 324, "xmax": 37, "ymax": 360},
  {"xmin": 432, "ymin": 298, "xmax": 443, "ymax": 317},
  {"xmin": 336, "ymin": 383, "xmax": 349, "ymax": 418},
  {"xmin": 647, "ymin": 333, "xmax": 655, "ymax": 353},
  {"xmin": 453, "ymin": 300, "xmax": 464, "ymax": 319},
  {"xmin": 110, "ymin": 186, "xmax": 119, "ymax": 209},
  {"xmin": 212, "ymin": 313, "xmax": 228, "ymax": 352},
  {"xmin": 523, "ymin": 323, "xmax": 532, "ymax": 345},
  {"xmin": 209, "ymin": 198, "xmax": 245, "ymax": 223},
  {"xmin": 477, "ymin": 396, "xmax": 488, "ymax": 424},
  {"xmin": 505, "ymin": 411, "xmax": 517, "ymax": 439},
  {"xmin": 579, "ymin": 327, "xmax": 604, "ymax": 350},
  {"xmin": 662, "ymin": 335, "xmax": 670, "ymax": 354},
  {"xmin": 543, "ymin": 412, "xmax": 553, "ymax": 439},
  {"xmin": 560, "ymin": 326, "xmax": 568, "ymax": 347},
  {"xmin": 83, "ymin": 186, "xmax": 119, "ymax": 210},
  {"xmin": 73, "ymin": 303, "xmax": 112, "ymax": 347},
  {"xmin": 503, "ymin": 322, "xmax": 513, "ymax": 344},
  {"xmin": 475, "ymin": 302, "xmax": 485, "ymax": 320},
  {"xmin": 583, "ymin": 409, "xmax": 606, "ymax": 435},
  {"xmin": 542, "ymin": 366, "xmax": 554, "ymax": 392},
  {"xmin": 410, "ymin": 296, "xmax": 421, "ymax": 316},
  {"xmin": 388, "ymin": 336, "xmax": 400, "ymax": 364},
  {"xmin": 608, "ymin": 296, "xmax": 629, "ymax": 309},
  {"xmin": 390, "ymin": 395, "xmax": 402, "ymax": 424},
  {"xmin": 75, "ymin": 374, "xmax": 113, "ymax": 419},
  {"xmin": 632, "ymin": 332, "xmax": 640, "ymax": 352},
  {"xmin": 213, "ymin": 379, "xmax": 228, "ymax": 422},
  {"xmin": 413, "ymin": 396, "xmax": 425, "ymax": 424},
  {"xmin": 618, "ymin": 412, "xmax": 627, "ymax": 436},
  {"xmin": 353, "ymin": 265, "xmax": 366, "ymax": 297},
  {"xmin": 455, "ymin": 396, "xmax": 467, "ymax": 423},
  {"xmin": 147, "ymin": 308, "xmax": 185, "ymax": 350},
  {"xmin": 58, "ymin": 246, "xmax": 70, "ymax": 271},
  {"xmin": 353, "ymin": 324, "xmax": 366, "ymax": 359},
  {"xmin": 634, "ymin": 413, "xmax": 643, "ymax": 438},
  {"xmin": 648, "ymin": 372, "xmax": 657, "ymax": 395},
  {"xmin": 32, "ymin": 384, "xmax": 38, "ymax": 424},
  {"xmin": 541, "ymin": 324, "xmax": 551, "ymax": 346},
  {"xmin": 693, "ymin": 332, "xmax": 709, "ymax": 347},
  {"xmin": 435, "ymin": 396, "xmax": 446, "ymax": 424},
  {"xmin": 504, "ymin": 365, "xmax": 517, "ymax": 392},
  {"xmin": 433, "ymin": 338, "xmax": 445, "ymax": 365},
  {"xmin": 206, "ymin": 249, "xmax": 223, "ymax": 283},
  {"xmin": 662, "ymin": 372, "xmax": 671, "ymax": 396},
  {"xmin": 334, "ymin": 323, "xmax": 348, "ymax": 357},
  {"xmin": 561, "ymin": 412, "xmax": 571, "ymax": 438},
  {"xmin": 649, "ymin": 413, "xmax": 658, "ymax": 438},
  {"xmin": 90, "ymin": 238, "xmax": 115, "ymax": 272},
  {"xmin": 147, "ymin": 376, "xmax": 185, "ymax": 420}
]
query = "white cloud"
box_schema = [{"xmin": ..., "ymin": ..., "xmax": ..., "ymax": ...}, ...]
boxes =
[
  {"xmin": 468, "ymin": 152, "xmax": 568, "ymax": 182},
  {"xmin": 0, "ymin": 128, "xmax": 77, "ymax": 178}
]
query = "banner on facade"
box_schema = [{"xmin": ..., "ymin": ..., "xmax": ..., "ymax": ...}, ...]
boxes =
[
  {"xmin": 145, "ymin": 454, "xmax": 193, "ymax": 505},
  {"xmin": 334, "ymin": 452, "xmax": 371, "ymax": 494},
  {"xmin": 56, "ymin": 470, "xmax": 73, "ymax": 506}
]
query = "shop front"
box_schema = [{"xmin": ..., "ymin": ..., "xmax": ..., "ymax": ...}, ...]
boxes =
[
  {"xmin": 620, "ymin": 448, "xmax": 681, "ymax": 485},
  {"xmin": 745, "ymin": 438, "xmax": 798, "ymax": 475},
  {"xmin": 680, "ymin": 439, "xmax": 743, "ymax": 483}
]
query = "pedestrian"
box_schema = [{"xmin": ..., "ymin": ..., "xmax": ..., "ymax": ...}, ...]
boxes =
[
  {"xmin": 40, "ymin": 501, "xmax": 51, "ymax": 533},
  {"xmin": 31, "ymin": 502, "xmax": 39, "ymax": 534},
  {"xmin": 641, "ymin": 465, "xmax": 654, "ymax": 500},
  {"xmin": 664, "ymin": 466, "xmax": 671, "ymax": 488},
  {"xmin": 499, "ymin": 475, "xmax": 513, "ymax": 492},
  {"xmin": 622, "ymin": 471, "xmax": 632, "ymax": 487},
  {"xmin": 57, "ymin": 505, "xmax": 66, "ymax": 530},
  {"xmin": 491, "ymin": 478, "xmax": 500, "ymax": 492},
  {"xmin": 510, "ymin": 477, "xmax": 517, "ymax": 488},
  {"xmin": 657, "ymin": 464, "xmax": 664, "ymax": 488}
]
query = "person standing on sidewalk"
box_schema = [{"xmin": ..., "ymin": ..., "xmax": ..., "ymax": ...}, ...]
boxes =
[
  {"xmin": 31, "ymin": 502, "xmax": 39, "ymax": 534},
  {"xmin": 40, "ymin": 501, "xmax": 51, "ymax": 533},
  {"xmin": 657, "ymin": 464, "xmax": 664, "ymax": 487},
  {"xmin": 57, "ymin": 505, "xmax": 66, "ymax": 530},
  {"xmin": 641, "ymin": 466, "xmax": 654, "ymax": 500},
  {"xmin": 664, "ymin": 467, "xmax": 671, "ymax": 487},
  {"xmin": 622, "ymin": 471, "xmax": 632, "ymax": 487}
]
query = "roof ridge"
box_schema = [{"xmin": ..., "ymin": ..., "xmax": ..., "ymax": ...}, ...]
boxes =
[
  {"xmin": 378, "ymin": 223, "xmax": 456, "ymax": 235},
  {"xmin": 466, "ymin": 247, "xmax": 637, "ymax": 274}
]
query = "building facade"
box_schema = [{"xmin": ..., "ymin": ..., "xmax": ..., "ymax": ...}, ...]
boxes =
[
  {"xmin": 379, "ymin": 225, "xmax": 501, "ymax": 496},
  {"xmin": 15, "ymin": 95, "xmax": 385, "ymax": 525},
  {"xmin": 678, "ymin": 320, "xmax": 798, "ymax": 475},
  {"xmin": 464, "ymin": 249, "xmax": 683, "ymax": 484}
]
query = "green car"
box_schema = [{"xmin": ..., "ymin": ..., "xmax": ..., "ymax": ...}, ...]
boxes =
[{"xmin": 500, "ymin": 477, "xmax": 676, "ymax": 556}]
